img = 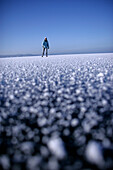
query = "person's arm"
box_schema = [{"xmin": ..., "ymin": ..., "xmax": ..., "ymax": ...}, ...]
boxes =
[
  {"xmin": 47, "ymin": 41, "xmax": 49, "ymax": 49},
  {"xmin": 42, "ymin": 41, "xmax": 44, "ymax": 48}
]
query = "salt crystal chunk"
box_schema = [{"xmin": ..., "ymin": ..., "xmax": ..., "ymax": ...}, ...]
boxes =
[
  {"xmin": 76, "ymin": 89, "xmax": 81, "ymax": 94},
  {"xmin": 42, "ymin": 136, "xmax": 49, "ymax": 144},
  {"xmin": 48, "ymin": 137, "xmax": 66, "ymax": 159},
  {"xmin": 63, "ymin": 129, "xmax": 70, "ymax": 136},
  {"xmin": 9, "ymin": 94, "xmax": 14, "ymax": 100},
  {"xmin": 15, "ymin": 77, "xmax": 19, "ymax": 81},
  {"xmin": 78, "ymin": 96, "xmax": 84, "ymax": 102},
  {"xmin": 29, "ymin": 106, "xmax": 37, "ymax": 113},
  {"xmin": 81, "ymin": 106, "xmax": 86, "ymax": 113},
  {"xmin": 37, "ymin": 118, "xmax": 47, "ymax": 127},
  {"xmin": 70, "ymin": 77, "xmax": 75, "ymax": 81},
  {"xmin": 48, "ymin": 157, "xmax": 59, "ymax": 170},
  {"xmin": 56, "ymin": 112, "xmax": 62, "ymax": 118},
  {"xmin": 82, "ymin": 120, "xmax": 91, "ymax": 133},
  {"xmin": 20, "ymin": 142, "xmax": 34, "ymax": 154},
  {"xmin": 40, "ymin": 146, "xmax": 49, "ymax": 157},
  {"xmin": 85, "ymin": 141, "xmax": 104, "ymax": 168},
  {"xmin": 27, "ymin": 156, "xmax": 42, "ymax": 170},
  {"xmin": 103, "ymin": 138, "xmax": 111, "ymax": 147},
  {"xmin": 97, "ymin": 73, "xmax": 104, "ymax": 77},
  {"xmin": 50, "ymin": 108, "xmax": 56, "ymax": 114},
  {"xmin": 43, "ymin": 92, "xmax": 49, "ymax": 97},
  {"xmin": 21, "ymin": 106, "xmax": 28, "ymax": 112},
  {"xmin": 27, "ymin": 131, "xmax": 34, "ymax": 139},
  {"xmin": 71, "ymin": 118, "xmax": 79, "ymax": 127},
  {"xmin": 0, "ymin": 155, "xmax": 10, "ymax": 170},
  {"xmin": 102, "ymin": 99, "xmax": 107, "ymax": 105}
]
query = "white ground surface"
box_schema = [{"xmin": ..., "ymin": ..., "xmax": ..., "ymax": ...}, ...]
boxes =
[{"xmin": 0, "ymin": 53, "xmax": 113, "ymax": 170}]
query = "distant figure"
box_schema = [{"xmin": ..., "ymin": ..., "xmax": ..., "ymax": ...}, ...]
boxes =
[{"xmin": 42, "ymin": 37, "xmax": 49, "ymax": 57}]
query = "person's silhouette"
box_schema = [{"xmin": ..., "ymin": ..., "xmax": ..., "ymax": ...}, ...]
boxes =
[{"xmin": 42, "ymin": 37, "xmax": 49, "ymax": 57}]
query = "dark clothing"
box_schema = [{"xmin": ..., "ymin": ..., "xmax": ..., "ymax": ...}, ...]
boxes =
[
  {"xmin": 42, "ymin": 40, "xmax": 49, "ymax": 49},
  {"xmin": 42, "ymin": 39, "xmax": 49, "ymax": 57},
  {"xmin": 42, "ymin": 47, "xmax": 48, "ymax": 57}
]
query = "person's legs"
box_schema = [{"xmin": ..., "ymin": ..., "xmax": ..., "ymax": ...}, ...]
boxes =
[
  {"xmin": 42, "ymin": 48, "xmax": 45, "ymax": 57},
  {"xmin": 46, "ymin": 48, "xmax": 48, "ymax": 57}
]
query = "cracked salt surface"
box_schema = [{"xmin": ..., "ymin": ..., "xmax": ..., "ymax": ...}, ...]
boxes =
[{"xmin": 0, "ymin": 53, "xmax": 113, "ymax": 170}]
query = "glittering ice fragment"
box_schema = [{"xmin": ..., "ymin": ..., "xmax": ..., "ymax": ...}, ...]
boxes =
[
  {"xmin": 0, "ymin": 155, "xmax": 10, "ymax": 170},
  {"xmin": 97, "ymin": 73, "xmax": 104, "ymax": 77},
  {"xmin": 85, "ymin": 141, "xmax": 104, "ymax": 168},
  {"xmin": 37, "ymin": 118, "xmax": 47, "ymax": 127},
  {"xmin": 71, "ymin": 118, "xmax": 79, "ymax": 127},
  {"xmin": 20, "ymin": 142, "xmax": 34, "ymax": 154},
  {"xmin": 27, "ymin": 156, "xmax": 42, "ymax": 170},
  {"xmin": 48, "ymin": 137, "xmax": 66, "ymax": 159}
]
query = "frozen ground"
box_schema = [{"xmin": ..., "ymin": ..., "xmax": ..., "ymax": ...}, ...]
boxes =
[{"xmin": 0, "ymin": 53, "xmax": 113, "ymax": 170}]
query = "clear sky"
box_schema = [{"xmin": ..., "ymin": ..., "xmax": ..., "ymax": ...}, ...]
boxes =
[{"xmin": 0, "ymin": 0, "xmax": 113, "ymax": 55}]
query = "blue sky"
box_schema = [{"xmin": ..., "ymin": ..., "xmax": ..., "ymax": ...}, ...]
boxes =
[{"xmin": 0, "ymin": 0, "xmax": 113, "ymax": 55}]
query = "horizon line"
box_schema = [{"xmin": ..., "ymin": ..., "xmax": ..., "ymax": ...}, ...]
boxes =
[{"xmin": 0, "ymin": 51, "xmax": 113, "ymax": 58}]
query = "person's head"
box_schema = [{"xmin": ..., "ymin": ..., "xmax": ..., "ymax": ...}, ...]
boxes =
[{"xmin": 44, "ymin": 37, "xmax": 47, "ymax": 41}]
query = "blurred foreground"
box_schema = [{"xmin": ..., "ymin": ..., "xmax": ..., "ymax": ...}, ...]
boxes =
[{"xmin": 0, "ymin": 54, "xmax": 113, "ymax": 170}]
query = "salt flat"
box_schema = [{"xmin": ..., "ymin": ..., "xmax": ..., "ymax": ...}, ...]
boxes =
[{"xmin": 0, "ymin": 53, "xmax": 113, "ymax": 170}]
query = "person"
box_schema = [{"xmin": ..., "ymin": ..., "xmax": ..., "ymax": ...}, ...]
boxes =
[{"xmin": 42, "ymin": 37, "xmax": 49, "ymax": 57}]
